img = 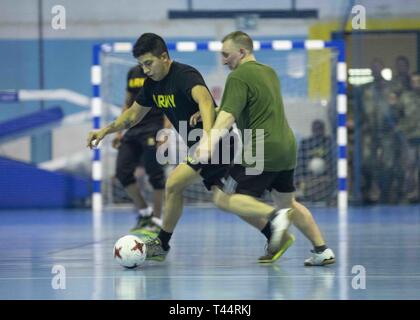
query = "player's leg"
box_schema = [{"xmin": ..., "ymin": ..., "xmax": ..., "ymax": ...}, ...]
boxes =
[
  {"xmin": 152, "ymin": 190, "xmax": 164, "ymax": 220},
  {"xmin": 143, "ymin": 137, "xmax": 166, "ymax": 230},
  {"xmin": 115, "ymin": 138, "xmax": 149, "ymax": 213},
  {"xmin": 210, "ymin": 184, "xmax": 272, "ymax": 240},
  {"xmin": 237, "ymin": 215, "xmax": 269, "ymax": 234},
  {"xmin": 145, "ymin": 162, "xmax": 201, "ymax": 261},
  {"xmin": 205, "ymin": 135, "xmax": 273, "ymax": 235},
  {"xmin": 270, "ymin": 188, "xmax": 335, "ymax": 266},
  {"xmin": 212, "ymin": 186, "xmax": 274, "ymax": 219},
  {"xmin": 202, "ymin": 163, "xmax": 274, "ymax": 218},
  {"xmin": 271, "ymin": 191, "xmax": 326, "ymax": 246},
  {"xmin": 162, "ymin": 163, "xmax": 200, "ymax": 232},
  {"xmin": 268, "ymin": 169, "xmax": 325, "ymax": 247},
  {"xmin": 210, "ymin": 165, "xmax": 292, "ymax": 258},
  {"xmin": 198, "ymin": 159, "xmax": 272, "ymax": 235},
  {"xmin": 211, "ymin": 186, "xmax": 292, "ymax": 261}
]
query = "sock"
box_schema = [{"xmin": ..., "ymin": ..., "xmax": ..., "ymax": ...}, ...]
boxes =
[
  {"xmin": 261, "ymin": 222, "xmax": 272, "ymax": 241},
  {"xmin": 139, "ymin": 206, "xmax": 153, "ymax": 217},
  {"xmin": 314, "ymin": 245, "xmax": 327, "ymax": 253},
  {"xmin": 158, "ymin": 229, "xmax": 172, "ymax": 251},
  {"xmin": 151, "ymin": 216, "xmax": 162, "ymax": 227}
]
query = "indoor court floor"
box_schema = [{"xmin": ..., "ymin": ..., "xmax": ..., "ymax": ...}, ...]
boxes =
[{"xmin": 1, "ymin": 205, "xmax": 419, "ymax": 300}]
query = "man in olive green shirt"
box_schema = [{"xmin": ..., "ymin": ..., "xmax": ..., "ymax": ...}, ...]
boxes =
[
  {"xmin": 197, "ymin": 31, "xmax": 335, "ymax": 266},
  {"xmin": 221, "ymin": 55, "xmax": 297, "ymax": 173}
]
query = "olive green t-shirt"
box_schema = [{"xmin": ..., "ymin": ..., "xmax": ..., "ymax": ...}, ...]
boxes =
[{"xmin": 221, "ymin": 61, "xmax": 297, "ymax": 172}]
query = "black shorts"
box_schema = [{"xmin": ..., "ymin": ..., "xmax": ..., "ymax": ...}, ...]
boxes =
[
  {"xmin": 186, "ymin": 159, "xmax": 231, "ymax": 191},
  {"xmin": 225, "ymin": 164, "xmax": 296, "ymax": 198},
  {"xmin": 116, "ymin": 132, "xmax": 165, "ymax": 189},
  {"xmin": 185, "ymin": 134, "xmax": 238, "ymax": 191}
]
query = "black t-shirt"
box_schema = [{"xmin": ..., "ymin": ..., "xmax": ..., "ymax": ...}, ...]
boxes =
[
  {"xmin": 135, "ymin": 61, "xmax": 215, "ymax": 147},
  {"xmin": 125, "ymin": 65, "xmax": 164, "ymax": 136}
]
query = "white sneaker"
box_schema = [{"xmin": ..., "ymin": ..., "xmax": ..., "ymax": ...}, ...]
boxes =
[
  {"xmin": 138, "ymin": 206, "xmax": 153, "ymax": 218},
  {"xmin": 268, "ymin": 208, "xmax": 292, "ymax": 252},
  {"xmin": 304, "ymin": 248, "xmax": 336, "ymax": 266}
]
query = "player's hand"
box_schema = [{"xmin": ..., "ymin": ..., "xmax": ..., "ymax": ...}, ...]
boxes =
[
  {"xmin": 189, "ymin": 111, "xmax": 202, "ymax": 127},
  {"xmin": 87, "ymin": 129, "xmax": 107, "ymax": 149},
  {"xmin": 194, "ymin": 141, "xmax": 211, "ymax": 164},
  {"xmin": 156, "ymin": 129, "xmax": 172, "ymax": 148},
  {"xmin": 112, "ymin": 133, "xmax": 123, "ymax": 149},
  {"xmin": 156, "ymin": 135, "xmax": 168, "ymax": 147}
]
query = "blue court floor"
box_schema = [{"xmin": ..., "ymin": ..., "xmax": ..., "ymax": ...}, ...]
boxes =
[{"xmin": 0, "ymin": 205, "xmax": 420, "ymax": 300}]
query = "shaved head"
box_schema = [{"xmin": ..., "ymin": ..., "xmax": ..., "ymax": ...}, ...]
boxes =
[{"xmin": 222, "ymin": 31, "xmax": 253, "ymax": 53}]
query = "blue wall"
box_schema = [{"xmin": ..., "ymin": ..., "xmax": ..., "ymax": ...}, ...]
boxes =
[{"xmin": 0, "ymin": 156, "xmax": 89, "ymax": 208}]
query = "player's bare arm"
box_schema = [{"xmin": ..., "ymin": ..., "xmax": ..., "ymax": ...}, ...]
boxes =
[
  {"xmin": 196, "ymin": 110, "xmax": 235, "ymax": 162},
  {"xmin": 87, "ymin": 101, "xmax": 150, "ymax": 149},
  {"xmin": 191, "ymin": 85, "xmax": 216, "ymax": 134},
  {"xmin": 211, "ymin": 110, "xmax": 235, "ymax": 133},
  {"xmin": 189, "ymin": 106, "xmax": 221, "ymax": 127},
  {"xmin": 208, "ymin": 110, "xmax": 236, "ymax": 147},
  {"xmin": 112, "ymin": 91, "xmax": 135, "ymax": 149}
]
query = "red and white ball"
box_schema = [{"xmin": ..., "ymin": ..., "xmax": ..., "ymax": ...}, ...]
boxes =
[{"xmin": 113, "ymin": 235, "xmax": 147, "ymax": 268}]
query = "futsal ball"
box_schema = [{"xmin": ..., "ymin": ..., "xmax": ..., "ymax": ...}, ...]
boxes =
[
  {"xmin": 308, "ymin": 157, "xmax": 326, "ymax": 175},
  {"xmin": 113, "ymin": 235, "xmax": 147, "ymax": 268}
]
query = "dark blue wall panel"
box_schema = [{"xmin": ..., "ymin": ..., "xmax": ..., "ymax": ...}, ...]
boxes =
[{"xmin": 0, "ymin": 156, "xmax": 89, "ymax": 208}]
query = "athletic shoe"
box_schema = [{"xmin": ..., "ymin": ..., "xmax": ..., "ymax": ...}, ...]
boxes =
[
  {"xmin": 304, "ymin": 248, "xmax": 336, "ymax": 266},
  {"xmin": 131, "ymin": 228, "xmax": 159, "ymax": 240},
  {"xmin": 145, "ymin": 237, "xmax": 170, "ymax": 262},
  {"xmin": 131, "ymin": 215, "xmax": 151, "ymax": 231},
  {"xmin": 130, "ymin": 214, "xmax": 161, "ymax": 233},
  {"xmin": 268, "ymin": 208, "xmax": 292, "ymax": 253},
  {"xmin": 259, "ymin": 233, "xmax": 295, "ymax": 263}
]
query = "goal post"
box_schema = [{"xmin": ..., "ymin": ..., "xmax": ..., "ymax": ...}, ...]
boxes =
[{"xmin": 91, "ymin": 39, "xmax": 347, "ymax": 213}]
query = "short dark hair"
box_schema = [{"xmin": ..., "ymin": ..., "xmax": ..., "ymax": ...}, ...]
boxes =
[
  {"xmin": 222, "ymin": 31, "xmax": 253, "ymax": 52},
  {"xmin": 132, "ymin": 33, "xmax": 169, "ymax": 58}
]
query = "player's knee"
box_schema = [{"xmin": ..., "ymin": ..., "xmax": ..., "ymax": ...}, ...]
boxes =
[
  {"xmin": 149, "ymin": 172, "xmax": 166, "ymax": 190},
  {"xmin": 116, "ymin": 169, "xmax": 135, "ymax": 188},
  {"xmin": 165, "ymin": 175, "xmax": 186, "ymax": 195},
  {"xmin": 145, "ymin": 161, "xmax": 166, "ymax": 189}
]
